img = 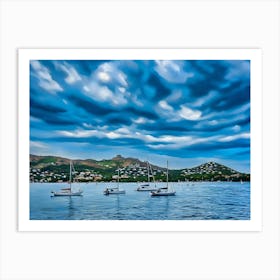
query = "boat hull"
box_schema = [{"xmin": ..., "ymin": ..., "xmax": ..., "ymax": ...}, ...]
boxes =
[
  {"xmin": 150, "ymin": 191, "xmax": 176, "ymax": 196},
  {"xmin": 136, "ymin": 187, "xmax": 158, "ymax": 191},
  {"xmin": 52, "ymin": 191, "xmax": 83, "ymax": 196},
  {"xmin": 103, "ymin": 188, "xmax": 126, "ymax": 195}
]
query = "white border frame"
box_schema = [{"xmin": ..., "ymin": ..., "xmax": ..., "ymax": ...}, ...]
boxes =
[{"xmin": 18, "ymin": 48, "xmax": 262, "ymax": 231}]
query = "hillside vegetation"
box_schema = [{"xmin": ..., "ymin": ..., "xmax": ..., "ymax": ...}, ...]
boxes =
[{"xmin": 30, "ymin": 154, "xmax": 250, "ymax": 183}]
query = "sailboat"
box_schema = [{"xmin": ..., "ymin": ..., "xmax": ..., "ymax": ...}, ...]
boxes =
[
  {"xmin": 103, "ymin": 168, "xmax": 126, "ymax": 195},
  {"xmin": 51, "ymin": 161, "xmax": 83, "ymax": 196},
  {"xmin": 150, "ymin": 160, "xmax": 176, "ymax": 196},
  {"xmin": 136, "ymin": 161, "xmax": 158, "ymax": 191}
]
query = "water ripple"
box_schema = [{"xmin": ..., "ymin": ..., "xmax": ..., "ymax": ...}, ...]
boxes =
[{"xmin": 30, "ymin": 182, "xmax": 250, "ymax": 220}]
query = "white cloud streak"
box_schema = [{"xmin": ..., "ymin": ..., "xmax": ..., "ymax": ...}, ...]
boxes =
[
  {"xmin": 154, "ymin": 60, "xmax": 194, "ymax": 83},
  {"xmin": 159, "ymin": 100, "xmax": 173, "ymax": 111},
  {"xmin": 219, "ymin": 133, "xmax": 250, "ymax": 142},
  {"xmin": 55, "ymin": 62, "xmax": 82, "ymax": 84},
  {"xmin": 179, "ymin": 105, "xmax": 202, "ymax": 121},
  {"xmin": 31, "ymin": 60, "xmax": 63, "ymax": 93},
  {"xmin": 30, "ymin": 141, "xmax": 48, "ymax": 149}
]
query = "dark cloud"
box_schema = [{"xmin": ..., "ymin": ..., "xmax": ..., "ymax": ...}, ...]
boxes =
[
  {"xmin": 189, "ymin": 138, "xmax": 250, "ymax": 151},
  {"xmin": 30, "ymin": 98, "xmax": 66, "ymax": 114},
  {"xmin": 147, "ymin": 73, "xmax": 171, "ymax": 100},
  {"xmin": 69, "ymin": 95, "xmax": 116, "ymax": 116},
  {"xmin": 202, "ymin": 82, "xmax": 250, "ymax": 112},
  {"xmin": 106, "ymin": 115, "xmax": 133, "ymax": 126},
  {"xmin": 30, "ymin": 108, "xmax": 77, "ymax": 126}
]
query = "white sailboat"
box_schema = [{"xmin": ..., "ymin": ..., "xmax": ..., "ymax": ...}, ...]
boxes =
[
  {"xmin": 136, "ymin": 161, "xmax": 158, "ymax": 191},
  {"xmin": 51, "ymin": 161, "xmax": 83, "ymax": 196},
  {"xmin": 104, "ymin": 168, "xmax": 126, "ymax": 195},
  {"xmin": 150, "ymin": 160, "xmax": 176, "ymax": 196}
]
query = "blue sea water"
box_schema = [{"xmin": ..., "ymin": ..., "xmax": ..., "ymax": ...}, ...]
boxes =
[{"xmin": 30, "ymin": 182, "xmax": 250, "ymax": 220}]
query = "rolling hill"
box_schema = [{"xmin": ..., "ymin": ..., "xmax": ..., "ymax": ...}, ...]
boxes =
[{"xmin": 30, "ymin": 154, "xmax": 250, "ymax": 182}]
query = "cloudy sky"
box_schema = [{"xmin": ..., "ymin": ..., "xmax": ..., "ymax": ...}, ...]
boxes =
[{"xmin": 30, "ymin": 59, "xmax": 250, "ymax": 172}]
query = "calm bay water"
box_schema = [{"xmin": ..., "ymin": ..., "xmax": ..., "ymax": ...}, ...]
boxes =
[{"xmin": 30, "ymin": 182, "xmax": 250, "ymax": 220}]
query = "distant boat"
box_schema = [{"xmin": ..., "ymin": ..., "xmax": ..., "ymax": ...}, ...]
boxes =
[
  {"xmin": 104, "ymin": 168, "xmax": 126, "ymax": 195},
  {"xmin": 150, "ymin": 161, "xmax": 176, "ymax": 197},
  {"xmin": 136, "ymin": 161, "xmax": 158, "ymax": 191},
  {"xmin": 51, "ymin": 161, "xmax": 83, "ymax": 196}
]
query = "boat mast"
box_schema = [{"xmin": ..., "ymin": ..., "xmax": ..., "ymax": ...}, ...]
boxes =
[
  {"xmin": 147, "ymin": 161, "xmax": 150, "ymax": 183},
  {"xmin": 117, "ymin": 167, "xmax": 120, "ymax": 190},
  {"xmin": 150, "ymin": 163, "xmax": 156, "ymax": 185},
  {"xmin": 69, "ymin": 161, "xmax": 72, "ymax": 191},
  {"xmin": 166, "ymin": 160, "xmax": 169, "ymax": 189}
]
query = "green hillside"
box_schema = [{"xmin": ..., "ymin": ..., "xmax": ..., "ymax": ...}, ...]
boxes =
[{"xmin": 30, "ymin": 154, "xmax": 250, "ymax": 183}]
